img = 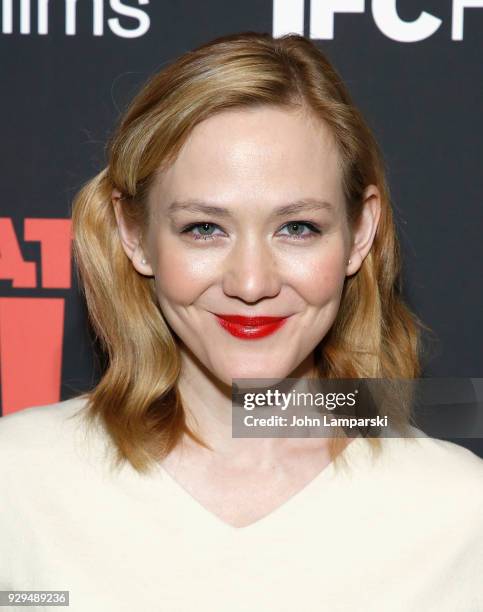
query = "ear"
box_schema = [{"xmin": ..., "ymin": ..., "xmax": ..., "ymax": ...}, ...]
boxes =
[
  {"xmin": 112, "ymin": 188, "xmax": 154, "ymax": 277},
  {"xmin": 346, "ymin": 185, "xmax": 381, "ymax": 276}
]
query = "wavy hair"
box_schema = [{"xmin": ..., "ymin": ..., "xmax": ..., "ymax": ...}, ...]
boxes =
[{"xmin": 71, "ymin": 31, "xmax": 427, "ymax": 474}]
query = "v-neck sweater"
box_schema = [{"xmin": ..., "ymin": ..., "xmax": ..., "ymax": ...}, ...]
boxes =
[{"xmin": 1, "ymin": 396, "xmax": 482, "ymax": 611}]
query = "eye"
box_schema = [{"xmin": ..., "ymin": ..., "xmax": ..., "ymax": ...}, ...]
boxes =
[
  {"xmin": 179, "ymin": 220, "xmax": 321, "ymax": 242},
  {"xmin": 180, "ymin": 222, "xmax": 225, "ymax": 240},
  {"xmin": 278, "ymin": 221, "xmax": 321, "ymax": 240}
]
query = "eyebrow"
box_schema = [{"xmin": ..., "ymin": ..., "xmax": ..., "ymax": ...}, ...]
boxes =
[{"xmin": 166, "ymin": 198, "xmax": 335, "ymax": 218}]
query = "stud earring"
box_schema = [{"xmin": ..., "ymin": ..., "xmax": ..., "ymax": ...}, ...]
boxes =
[
  {"xmin": 141, "ymin": 258, "xmax": 147, "ymax": 265},
  {"xmin": 347, "ymin": 258, "xmax": 352, "ymax": 265}
]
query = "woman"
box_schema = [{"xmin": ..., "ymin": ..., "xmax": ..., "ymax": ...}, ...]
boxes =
[{"xmin": 1, "ymin": 32, "xmax": 482, "ymax": 612}]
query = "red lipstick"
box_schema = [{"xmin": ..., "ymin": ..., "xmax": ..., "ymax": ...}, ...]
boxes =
[{"xmin": 214, "ymin": 314, "xmax": 289, "ymax": 339}]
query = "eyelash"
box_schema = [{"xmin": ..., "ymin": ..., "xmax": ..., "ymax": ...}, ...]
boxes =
[{"xmin": 180, "ymin": 221, "xmax": 322, "ymax": 242}]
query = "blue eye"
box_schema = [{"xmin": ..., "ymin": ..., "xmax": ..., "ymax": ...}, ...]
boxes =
[
  {"xmin": 180, "ymin": 222, "xmax": 222, "ymax": 240},
  {"xmin": 278, "ymin": 221, "xmax": 321, "ymax": 239},
  {"xmin": 180, "ymin": 221, "xmax": 321, "ymax": 241}
]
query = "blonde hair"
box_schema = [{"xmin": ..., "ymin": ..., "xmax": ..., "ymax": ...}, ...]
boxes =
[{"xmin": 71, "ymin": 31, "xmax": 426, "ymax": 474}]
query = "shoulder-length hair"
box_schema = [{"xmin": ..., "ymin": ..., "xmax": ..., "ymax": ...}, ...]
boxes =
[{"xmin": 71, "ymin": 31, "xmax": 426, "ymax": 474}]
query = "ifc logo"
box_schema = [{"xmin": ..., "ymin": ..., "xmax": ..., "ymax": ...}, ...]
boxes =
[{"xmin": 273, "ymin": 0, "xmax": 483, "ymax": 42}]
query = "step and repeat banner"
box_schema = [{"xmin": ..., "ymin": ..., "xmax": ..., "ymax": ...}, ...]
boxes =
[{"xmin": 0, "ymin": 1, "xmax": 482, "ymax": 450}]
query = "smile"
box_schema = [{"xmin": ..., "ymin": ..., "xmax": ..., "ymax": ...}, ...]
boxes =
[{"xmin": 214, "ymin": 314, "xmax": 290, "ymax": 339}]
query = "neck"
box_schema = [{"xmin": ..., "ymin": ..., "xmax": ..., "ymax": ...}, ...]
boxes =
[{"xmin": 175, "ymin": 345, "xmax": 329, "ymax": 467}]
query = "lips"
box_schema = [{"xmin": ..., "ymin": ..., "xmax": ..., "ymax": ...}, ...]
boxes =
[{"xmin": 214, "ymin": 314, "xmax": 289, "ymax": 339}]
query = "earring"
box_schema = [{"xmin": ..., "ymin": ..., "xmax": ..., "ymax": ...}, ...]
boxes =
[
  {"xmin": 141, "ymin": 258, "xmax": 147, "ymax": 265},
  {"xmin": 347, "ymin": 258, "xmax": 352, "ymax": 265}
]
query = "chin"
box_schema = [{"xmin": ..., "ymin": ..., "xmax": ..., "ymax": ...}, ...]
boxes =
[{"xmin": 216, "ymin": 364, "xmax": 290, "ymax": 385}]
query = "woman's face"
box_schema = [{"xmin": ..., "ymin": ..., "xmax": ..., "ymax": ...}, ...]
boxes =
[{"xmin": 116, "ymin": 106, "xmax": 379, "ymax": 385}]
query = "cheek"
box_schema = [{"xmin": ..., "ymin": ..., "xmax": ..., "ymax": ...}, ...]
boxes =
[
  {"xmin": 154, "ymin": 240, "xmax": 218, "ymax": 304},
  {"xmin": 284, "ymin": 244, "xmax": 346, "ymax": 306}
]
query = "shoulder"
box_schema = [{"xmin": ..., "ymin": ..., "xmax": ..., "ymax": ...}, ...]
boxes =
[
  {"xmin": 0, "ymin": 395, "xmax": 89, "ymax": 440},
  {"xmin": 0, "ymin": 395, "xmax": 93, "ymax": 469},
  {"xmin": 382, "ymin": 432, "xmax": 483, "ymax": 481},
  {"xmin": 370, "ymin": 432, "xmax": 483, "ymax": 521}
]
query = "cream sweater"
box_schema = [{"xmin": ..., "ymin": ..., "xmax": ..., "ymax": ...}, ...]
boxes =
[{"xmin": 1, "ymin": 397, "xmax": 482, "ymax": 611}]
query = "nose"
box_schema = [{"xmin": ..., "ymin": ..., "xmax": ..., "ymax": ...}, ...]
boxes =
[{"xmin": 222, "ymin": 234, "xmax": 281, "ymax": 303}]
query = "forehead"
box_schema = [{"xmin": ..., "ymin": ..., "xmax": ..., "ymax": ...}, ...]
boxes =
[{"xmin": 150, "ymin": 106, "xmax": 344, "ymax": 208}]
